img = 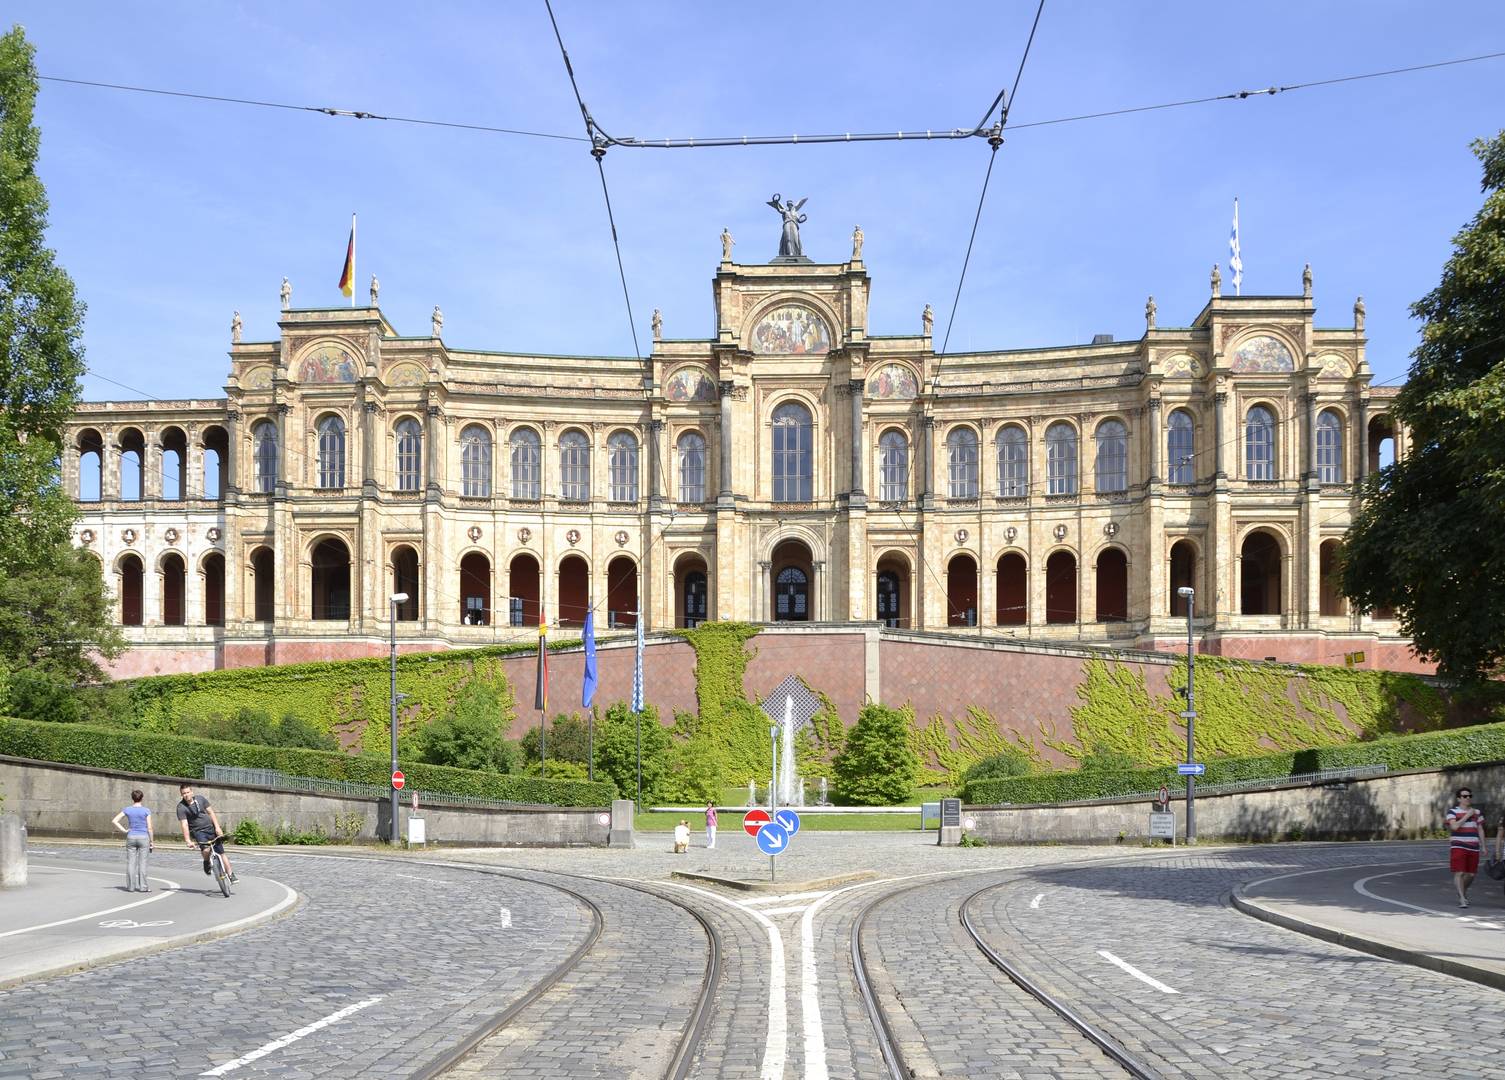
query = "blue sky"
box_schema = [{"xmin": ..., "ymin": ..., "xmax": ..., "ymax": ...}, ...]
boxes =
[{"xmin": 12, "ymin": 2, "xmax": 1504, "ymax": 402}]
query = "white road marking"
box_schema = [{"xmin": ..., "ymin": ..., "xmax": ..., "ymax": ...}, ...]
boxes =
[
  {"xmin": 657, "ymin": 881, "xmax": 787, "ymax": 1080},
  {"xmin": 199, "ymin": 995, "xmax": 384, "ymax": 1076},
  {"xmin": 1352, "ymin": 867, "xmax": 1500, "ymax": 924},
  {"xmin": 499, "ymin": 906, "xmax": 512, "ymax": 927},
  {"xmin": 98, "ymin": 919, "xmax": 174, "ymax": 929},
  {"xmin": 742, "ymin": 890, "xmax": 830, "ymax": 907},
  {"xmin": 0, "ymin": 866, "xmax": 180, "ymax": 938},
  {"xmin": 1030, "ymin": 892, "xmax": 1044, "ymax": 909},
  {"xmin": 758, "ymin": 905, "xmax": 814, "ymax": 917},
  {"xmin": 1098, "ymin": 950, "xmax": 1179, "ymax": 994}
]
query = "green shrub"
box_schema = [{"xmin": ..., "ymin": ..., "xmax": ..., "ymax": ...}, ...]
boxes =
[
  {"xmin": 275, "ymin": 713, "xmax": 338, "ymax": 751},
  {"xmin": 657, "ymin": 742, "xmax": 723, "ymax": 804},
  {"xmin": 6, "ymin": 669, "xmax": 82, "ymax": 723},
  {"xmin": 593, "ymin": 702, "xmax": 672, "ymax": 802},
  {"xmin": 0, "ymin": 715, "xmax": 615, "ymax": 806},
  {"xmin": 1075, "ymin": 743, "xmax": 1139, "ymax": 773},
  {"xmin": 521, "ymin": 712, "xmax": 591, "ymax": 766},
  {"xmin": 420, "ymin": 681, "xmax": 519, "ymax": 772},
  {"xmin": 523, "ymin": 759, "xmax": 590, "ymax": 781},
  {"xmin": 233, "ymin": 819, "xmax": 274, "ymax": 845},
  {"xmin": 960, "ymin": 747, "xmax": 1033, "ymax": 788},
  {"xmin": 963, "ymin": 719, "xmax": 1505, "ymax": 804},
  {"xmin": 274, "ymin": 821, "xmax": 330, "ymax": 845},
  {"xmin": 833, "ymin": 703, "xmax": 921, "ymax": 806}
]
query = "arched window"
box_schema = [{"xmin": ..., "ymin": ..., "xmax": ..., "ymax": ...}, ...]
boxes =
[
  {"xmin": 1167, "ymin": 409, "xmax": 1195, "ymax": 485},
  {"xmin": 772, "ymin": 402, "xmax": 813, "ymax": 502},
  {"xmin": 394, "ymin": 418, "xmax": 422, "ymax": 492},
  {"xmin": 1316, "ymin": 409, "xmax": 1344, "ymax": 484},
  {"xmin": 997, "ymin": 426, "xmax": 1028, "ymax": 497},
  {"xmin": 608, "ymin": 431, "xmax": 639, "ymax": 502},
  {"xmin": 317, "ymin": 415, "xmax": 346, "ymax": 489},
  {"xmin": 947, "ymin": 427, "xmax": 979, "ymax": 498},
  {"xmin": 1046, "ymin": 422, "xmax": 1078, "ymax": 495},
  {"xmin": 510, "ymin": 428, "xmax": 541, "ymax": 499},
  {"xmin": 1094, "ymin": 419, "xmax": 1128, "ymax": 493},
  {"xmin": 879, "ymin": 430, "xmax": 908, "ymax": 502},
  {"xmin": 253, "ymin": 421, "xmax": 278, "ymax": 494},
  {"xmin": 775, "ymin": 566, "xmax": 808, "ymax": 621},
  {"xmin": 460, "ymin": 426, "xmax": 492, "ymax": 497},
  {"xmin": 1245, "ymin": 406, "xmax": 1275, "ymax": 480},
  {"xmin": 678, "ymin": 432, "xmax": 707, "ymax": 503},
  {"xmin": 559, "ymin": 430, "xmax": 590, "ymax": 502}
]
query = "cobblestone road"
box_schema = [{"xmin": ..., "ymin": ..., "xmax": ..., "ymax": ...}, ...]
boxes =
[{"xmin": 5, "ymin": 837, "xmax": 1500, "ymax": 1078}]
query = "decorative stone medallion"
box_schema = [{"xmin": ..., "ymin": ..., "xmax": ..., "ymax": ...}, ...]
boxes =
[
  {"xmin": 121, "ymin": 528, "xmax": 137, "ymax": 544},
  {"xmin": 467, "ymin": 526, "xmax": 482, "ymax": 542},
  {"xmin": 566, "ymin": 529, "xmax": 582, "ymax": 546},
  {"xmin": 615, "ymin": 530, "xmax": 629, "ymax": 546},
  {"xmin": 206, "ymin": 527, "xmax": 222, "ymax": 542},
  {"xmin": 79, "ymin": 528, "xmax": 95, "ymax": 545},
  {"xmin": 954, "ymin": 528, "xmax": 969, "ymax": 544},
  {"xmin": 518, "ymin": 528, "xmax": 532, "ymax": 544},
  {"xmin": 1053, "ymin": 524, "xmax": 1068, "ymax": 541},
  {"xmin": 1104, "ymin": 521, "xmax": 1120, "ymax": 537},
  {"xmin": 1004, "ymin": 526, "xmax": 1017, "ymax": 543},
  {"xmin": 163, "ymin": 528, "xmax": 180, "ymax": 544}
]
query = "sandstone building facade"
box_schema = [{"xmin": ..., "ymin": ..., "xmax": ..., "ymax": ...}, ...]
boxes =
[{"xmin": 62, "ymin": 246, "xmax": 1418, "ymax": 677}]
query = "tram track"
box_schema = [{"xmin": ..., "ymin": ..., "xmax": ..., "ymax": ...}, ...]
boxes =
[{"xmin": 851, "ymin": 871, "xmax": 1161, "ymax": 1080}]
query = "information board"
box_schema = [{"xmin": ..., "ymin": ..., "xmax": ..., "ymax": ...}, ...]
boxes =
[
  {"xmin": 941, "ymin": 798, "xmax": 962, "ymax": 828},
  {"xmin": 1148, "ymin": 811, "xmax": 1176, "ymax": 840}
]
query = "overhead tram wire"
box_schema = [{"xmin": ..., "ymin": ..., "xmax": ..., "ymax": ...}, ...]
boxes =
[{"xmin": 939, "ymin": 0, "xmax": 1046, "ymax": 357}]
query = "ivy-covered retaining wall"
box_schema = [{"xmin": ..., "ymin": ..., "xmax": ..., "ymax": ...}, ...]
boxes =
[{"xmin": 0, "ymin": 716, "xmax": 615, "ymax": 806}]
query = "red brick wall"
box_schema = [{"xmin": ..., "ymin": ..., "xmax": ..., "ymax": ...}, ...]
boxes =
[{"xmin": 746, "ymin": 632, "xmax": 867, "ymax": 726}]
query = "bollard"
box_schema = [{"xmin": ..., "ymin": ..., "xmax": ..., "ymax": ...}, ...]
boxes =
[
  {"xmin": 0, "ymin": 814, "xmax": 27, "ymax": 888},
  {"xmin": 609, "ymin": 799, "xmax": 636, "ymax": 848}
]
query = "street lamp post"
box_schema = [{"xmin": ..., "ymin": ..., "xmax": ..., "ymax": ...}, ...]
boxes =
[
  {"xmin": 1177, "ymin": 585, "xmax": 1197, "ymax": 844},
  {"xmin": 389, "ymin": 592, "xmax": 408, "ymax": 846}
]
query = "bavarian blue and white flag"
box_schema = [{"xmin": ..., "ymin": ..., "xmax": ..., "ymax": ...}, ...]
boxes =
[
  {"xmin": 630, "ymin": 612, "xmax": 645, "ymax": 714},
  {"xmin": 1229, "ymin": 198, "xmax": 1243, "ymax": 296}
]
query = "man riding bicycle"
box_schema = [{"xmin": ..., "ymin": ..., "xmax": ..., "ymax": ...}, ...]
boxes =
[{"xmin": 177, "ymin": 783, "xmax": 237, "ymax": 883}]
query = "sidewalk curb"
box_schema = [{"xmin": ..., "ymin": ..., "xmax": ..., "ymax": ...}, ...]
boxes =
[
  {"xmin": 0, "ymin": 869, "xmax": 304, "ymax": 991},
  {"xmin": 1230, "ymin": 885, "xmax": 1505, "ymax": 993}
]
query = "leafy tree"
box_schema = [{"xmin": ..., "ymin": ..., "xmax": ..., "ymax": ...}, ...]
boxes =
[
  {"xmin": 275, "ymin": 713, "xmax": 337, "ymax": 751},
  {"xmin": 592, "ymin": 701, "xmax": 671, "ymax": 802},
  {"xmin": 521, "ymin": 711, "xmax": 591, "ymax": 766},
  {"xmin": 420, "ymin": 681, "xmax": 519, "ymax": 773},
  {"xmin": 1342, "ymin": 131, "xmax": 1505, "ymax": 680},
  {"xmin": 523, "ymin": 759, "xmax": 589, "ymax": 781},
  {"xmin": 658, "ymin": 740, "xmax": 723, "ymax": 804},
  {"xmin": 832, "ymin": 703, "xmax": 920, "ymax": 805},
  {"xmin": 0, "ymin": 27, "xmax": 120, "ymax": 689},
  {"xmin": 6, "ymin": 665, "xmax": 81, "ymax": 723}
]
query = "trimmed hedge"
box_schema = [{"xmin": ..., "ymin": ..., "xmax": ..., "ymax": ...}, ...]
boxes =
[
  {"xmin": 963, "ymin": 719, "xmax": 1505, "ymax": 804},
  {"xmin": 0, "ymin": 716, "xmax": 615, "ymax": 807}
]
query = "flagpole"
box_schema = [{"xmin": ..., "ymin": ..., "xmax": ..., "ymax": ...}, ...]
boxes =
[{"xmin": 350, "ymin": 213, "xmax": 356, "ymax": 308}]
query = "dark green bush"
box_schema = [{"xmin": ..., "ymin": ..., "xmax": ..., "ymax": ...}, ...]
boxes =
[
  {"xmin": 592, "ymin": 702, "xmax": 671, "ymax": 802},
  {"xmin": 275, "ymin": 713, "xmax": 338, "ymax": 751},
  {"xmin": 420, "ymin": 681, "xmax": 519, "ymax": 772},
  {"xmin": 1075, "ymin": 743, "xmax": 1140, "ymax": 774},
  {"xmin": 960, "ymin": 747, "xmax": 1033, "ymax": 787},
  {"xmin": 521, "ymin": 712, "xmax": 591, "ymax": 766},
  {"xmin": 233, "ymin": 819, "xmax": 274, "ymax": 845},
  {"xmin": 0, "ymin": 715, "xmax": 615, "ymax": 807},
  {"xmin": 963, "ymin": 720, "xmax": 1505, "ymax": 804},
  {"xmin": 833, "ymin": 703, "xmax": 921, "ymax": 806},
  {"xmin": 6, "ymin": 669, "xmax": 82, "ymax": 723}
]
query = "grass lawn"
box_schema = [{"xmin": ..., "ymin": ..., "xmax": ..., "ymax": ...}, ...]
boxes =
[{"xmin": 636, "ymin": 810, "xmax": 922, "ymax": 832}]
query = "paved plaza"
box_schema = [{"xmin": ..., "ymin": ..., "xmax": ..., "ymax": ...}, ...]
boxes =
[{"xmin": 1, "ymin": 834, "xmax": 1502, "ymax": 1078}]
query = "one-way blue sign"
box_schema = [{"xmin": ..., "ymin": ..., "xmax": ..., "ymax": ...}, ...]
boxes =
[
  {"xmin": 774, "ymin": 809, "xmax": 801, "ymax": 836},
  {"xmin": 755, "ymin": 822, "xmax": 790, "ymax": 855},
  {"xmin": 1177, "ymin": 763, "xmax": 1206, "ymax": 775}
]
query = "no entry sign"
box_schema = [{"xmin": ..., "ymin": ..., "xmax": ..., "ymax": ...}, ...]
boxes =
[
  {"xmin": 391, "ymin": 770, "xmax": 406, "ymax": 790},
  {"xmin": 742, "ymin": 809, "xmax": 770, "ymax": 837}
]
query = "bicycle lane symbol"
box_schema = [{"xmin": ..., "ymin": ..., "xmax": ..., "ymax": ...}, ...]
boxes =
[{"xmin": 98, "ymin": 919, "xmax": 174, "ymax": 929}]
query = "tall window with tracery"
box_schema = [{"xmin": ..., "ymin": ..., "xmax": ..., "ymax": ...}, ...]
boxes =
[
  {"xmin": 996, "ymin": 426, "xmax": 1027, "ymax": 497},
  {"xmin": 771, "ymin": 402, "xmax": 813, "ymax": 502},
  {"xmin": 461, "ymin": 426, "xmax": 492, "ymax": 497},
  {"xmin": 678, "ymin": 432, "xmax": 706, "ymax": 503},
  {"xmin": 608, "ymin": 432, "xmax": 639, "ymax": 502},
  {"xmin": 879, "ymin": 430, "xmax": 908, "ymax": 502},
  {"xmin": 510, "ymin": 428, "xmax": 541, "ymax": 499},
  {"xmin": 1167, "ymin": 409, "xmax": 1194, "ymax": 485},
  {"xmin": 394, "ymin": 418, "xmax": 422, "ymax": 492},
  {"xmin": 947, "ymin": 427, "xmax": 979, "ymax": 498},
  {"xmin": 253, "ymin": 421, "xmax": 277, "ymax": 493},
  {"xmin": 1045, "ymin": 421, "xmax": 1078, "ymax": 495},
  {"xmin": 1245, "ymin": 406, "xmax": 1276, "ymax": 480},
  {"xmin": 1094, "ymin": 419, "xmax": 1127, "ymax": 492},
  {"xmin": 559, "ymin": 430, "xmax": 590, "ymax": 501},
  {"xmin": 317, "ymin": 415, "xmax": 345, "ymax": 489},
  {"xmin": 1316, "ymin": 409, "xmax": 1343, "ymax": 483}
]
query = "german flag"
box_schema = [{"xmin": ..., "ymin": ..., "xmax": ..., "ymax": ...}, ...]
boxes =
[
  {"xmin": 337, "ymin": 216, "xmax": 355, "ymax": 298},
  {"xmin": 533, "ymin": 607, "xmax": 548, "ymax": 713}
]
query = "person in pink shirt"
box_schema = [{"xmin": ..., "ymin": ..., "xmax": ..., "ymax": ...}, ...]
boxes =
[{"xmin": 705, "ymin": 803, "xmax": 718, "ymax": 849}]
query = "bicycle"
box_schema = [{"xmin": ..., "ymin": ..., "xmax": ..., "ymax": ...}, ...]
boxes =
[{"xmin": 194, "ymin": 834, "xmax": 233, "ymax": 897}]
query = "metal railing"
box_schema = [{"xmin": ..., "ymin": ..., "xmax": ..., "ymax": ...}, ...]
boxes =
[
  {"xmin": 203, "ymin": 765, "xmax": 537, "ymax": 810},
  {"xmin": 1109, "ymin": 764, "xmax": 1389, "ymax": 805}
]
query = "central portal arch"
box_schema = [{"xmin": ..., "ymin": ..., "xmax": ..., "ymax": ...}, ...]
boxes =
[{"xmin": 770, "ymin": 538, "xmax": 814, "ymax": 622}]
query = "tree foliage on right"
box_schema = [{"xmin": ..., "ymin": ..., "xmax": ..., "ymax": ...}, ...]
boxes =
[
  {"xmin": 833, "ymin": 703, "xmax": 920, "ymax": 805},
  {"xmin": 1342, "ymin": 130, "xmax": 1505, "ymax": 680}
]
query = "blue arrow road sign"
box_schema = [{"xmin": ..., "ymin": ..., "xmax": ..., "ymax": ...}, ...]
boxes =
[
  {"xmin": 1177, "ymin": 763, "xmax": 1206, "ymax": 776},
  {"xmin": 755, "ymin": 822, "xmax": 790, "ymax": 855},
  {"xmin": 774, "ymin": 809, "xmax": 801, "ymax": 836}
]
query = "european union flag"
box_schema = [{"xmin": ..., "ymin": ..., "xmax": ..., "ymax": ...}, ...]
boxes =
[{"xmin": 582, "ymin": 609, "xmax": 598, "ymax": 708}]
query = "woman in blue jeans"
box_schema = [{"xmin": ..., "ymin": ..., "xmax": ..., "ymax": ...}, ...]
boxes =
[{"xmin": 111, "ymin": 789, "xmax": 154, "ymax": 892}]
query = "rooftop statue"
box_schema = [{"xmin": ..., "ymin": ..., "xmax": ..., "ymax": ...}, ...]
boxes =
[{"xmin": 767, "ymin": 194, "xmax": 808, "ymax": 258}]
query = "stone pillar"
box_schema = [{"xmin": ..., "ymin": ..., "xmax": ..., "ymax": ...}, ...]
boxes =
[
  {"xmin": 1213, "ymin": 392, "xmax": 1228, "ymax": 481},
  {"xmin": 1147, "ymin": 396, "xmax": 1162, "ymax": 485},
  {"xmin": 0, "ymin": 815, "xmax": 25, "ymax": 889},
  {"xmin": 363, "ymin": 401, "xmax": 379, "ymax": 494},
  {"xmin": 223, "ymin": 410, "xmax": 241, "ymax": 501},
  {"xmin": 425, "ymin": 404, "xmax": 442, "ymax": 497},
  {"xmin": 1304, "ymin": 391, "xmax": 1319, "ymax": 483},
  {"xmin": 1356, "ymin": 399, "xmax": 1369, "ymax": 482},
  {"xmin": 813, "ymin": 560, "xmax": 826, "ymax": 621},
  {"xmin": 718, "ymin": 381, "xmax": 735, "ymax": 505},
  {"xmin": 648, "ymin": 419, "xmax": 664, "ymax": 510},
  {"xmin": 62, "ymin": 443, "xmax": 80, "ymax": 500},
  {"xmin": 143, "ymin": 431, "xmax": 162, "ymax": 499},
  {"xmin": 848, "ymin": 380, "xmax": 865, "ymax": 504},
  {"xmin": 275, "ymin": 404, "xmax": 292, "ymax": 496},
  {"xmin": 186, "ymin": 438, "xmax": 204, "ymax": 500},
  {"xmin": 920, "ymin": 416, "xmax": 935, "ymax": 509},
  {"xmin": 758, "ymin": 561, "xmax": 771, "ymax": 622},
  {"xmin": 102, "ymin": 428, "xmax": 119, "ymax": 500}
]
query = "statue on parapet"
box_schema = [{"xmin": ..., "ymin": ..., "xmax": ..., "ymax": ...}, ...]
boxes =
[
  {"xmin": 720, "ymin": 227, "xmax": 734, "ymax": 262},
  {"xmin": 767, "ymin": 194, "xmax": 808, "ymax": 258},
  {"xmin": 652, "ymin": 308, "xmax": 663, "ymax": 341},
  {"xmin": 922, "ymin": 303, "xmax": 934, "ymax": 336},
  {"xmin": 1145, "ymin": 295, "xmax": 1156, "ymax": 330},
  {"xmin": 280, "ymin": 277, "xmax": 291, "ymax": 310},
  {"xmin": 432, "ymin": 306, "xmax": 444, "ymax": 337},
  {"xmin": 851, "ymin": 225, "xmax": 864, "ymax": 261},
  {"xmin": 1302, "ymin": 262, "xmax": 1313, "ymax": 298},
  {"xmin": 1211, "ymin": 263, "xmax": 1222, "ymax": 297},
  {"xmin": 231, "ymin": 310, "xmax": 242, "ymax": 343},
  {"xmin": 370, "ymin": 274, "xmax": 380, "ymax": 306},
  {"xmin": 1354, "ymin": 296, "xmax": 1365, "ymax": 332}
]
